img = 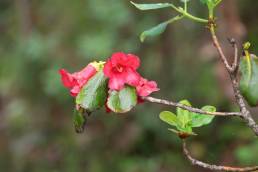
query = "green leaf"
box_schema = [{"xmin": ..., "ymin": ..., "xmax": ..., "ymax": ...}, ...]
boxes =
[
  {"xmin": 159, "ymin": 99, "xmax": 217, "ymax": 137},
  {"xmin": 76, "ymin": 70, "xmax": 108, "ymax": 112},
  {"xmin": 159, "ymin": 111, "xmax": 178, "ymax": 126},
  {"xmin": 177, "ymin": 100, "xmax": 192, "ymax": 124},
  {"xmin": 107, "ymin": 86, "xmax": 137, "ymax": 113},
  {"xmin": 73, "ymin": 109, "xmax": 86, "ymax": 133},
  {"xmin": 176, "ymin": 100, "xmax": 193, "ymax": 132},
  {"xmin": 177, "ymin": 124, "xmax": 193, "ymax": 133},
  {"xmin": 130, "ymin": 1, "xmax": 172, "ymax": 10},
  {"xmin": 140, "ymin": 16, "xmax": 183, "ymax": 42},
  {"xmin": 191, "ymin": 105, "xmax": 216, "ymax": 127},
  {"xmin": 240, "ymin": 55, "xmax": 258, "ymax": 106},
  {"xmin": 140, "ymin": 22, "xmax": 168, "ymax": 42}
]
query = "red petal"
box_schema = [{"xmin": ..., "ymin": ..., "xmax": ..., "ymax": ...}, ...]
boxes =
[
  {"xmin": 137, "ymin": 96, "xmax": 145, "ymax": 104},
  {"xmin": 127, "ymin": 54, "xmax": 140, "ymax": 70},
  {"xmin": 136, "ymin": 78, "xmax": 159, "ymax": 97},
  {"xmin": 59, "ymin": 64, "xmax": 97, "ymax": 97},
  {"xmin": 70, "ymin": 85, "xmax": 80, "ymax": 97},
  {"xmin": 80, "ymin": 64, "xmax": 97, "ymax": 77},
  {"xmin": 125, "ymin": 69, "xmax": 140, "ymax": 87},
  {"xmin": 108, "ymin": 76, "xmax": 125, "ymax": 90},
  {"xmin": 59, "ymin": 69, "xmax": 77, "ymax": 88},
  {"xmin": 103, "ymin": 59, "xmax": 113, "ymax": 77},
  {"xmin": 110, "ymin": 52, "xmax": 127, "ymax": 66},
  {"xmin": 75, "ymin": 64, "xmax": 97, "ymax": 87}
]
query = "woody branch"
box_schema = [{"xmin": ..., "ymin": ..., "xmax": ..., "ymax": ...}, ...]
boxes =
[{"xmin": 142, "ymin": 18, "xmax": 258, "ymax": 172}]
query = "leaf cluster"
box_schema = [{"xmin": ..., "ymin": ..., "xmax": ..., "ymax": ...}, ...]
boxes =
[{"xmin": 159, "ymin": 100, "xmax": 216, "ymax": 138}]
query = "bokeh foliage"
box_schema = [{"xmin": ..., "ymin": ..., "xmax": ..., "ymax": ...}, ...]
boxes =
[{"xmin": 0, "ymin": 0, "xmax": 257, "ymax": 171}]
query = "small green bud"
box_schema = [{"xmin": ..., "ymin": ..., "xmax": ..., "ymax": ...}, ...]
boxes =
[{"xmin": 243, "ymin": 42, "xmax": 251, "ymax": 50}]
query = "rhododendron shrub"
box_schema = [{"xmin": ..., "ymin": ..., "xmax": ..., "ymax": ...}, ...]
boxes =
[
  {"xmin": 59, "ymin": 0, "xmax": 258, "ymax": 171},
  {"xmin": 59, "ymin": 52, "xmax": 159, "ymax": 132}
]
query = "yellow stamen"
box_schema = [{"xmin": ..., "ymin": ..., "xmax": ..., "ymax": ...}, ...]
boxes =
[{"xmin": 90, "ymin": 61, "xmax": 106, "ymax": 71}]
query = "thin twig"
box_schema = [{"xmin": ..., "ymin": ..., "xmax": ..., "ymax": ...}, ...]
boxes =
[
  {"xmin": 230, "ymin": 76, "xmax": 258, "ymax": 136},
  {"xmin": 209, "ymin": 24, "xmax": 258, "ymax": 136},
  {"xmin": 228, "ymin": 38, "xmax": 240, "ymax": 73},
  {"xmin": 182, "ymin": 140, "xmax": 258, "ymax": 172},
  {"xmin": 210, "ymin": 25, "xmax": 234, "ymax": 72},
  {"xmin": 142, "ymin": 96, "xmax": 242, "ymax": 117},
  {"xmin": 140, "ymin": 13, "xmax": 258, "ymax": 172}
]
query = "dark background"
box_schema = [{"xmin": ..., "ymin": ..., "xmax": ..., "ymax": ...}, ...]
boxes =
[{"xmin": 0, "ymin": 0, "xmax": 258, "ymax": 171}]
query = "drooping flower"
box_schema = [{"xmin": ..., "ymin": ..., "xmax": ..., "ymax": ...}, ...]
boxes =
[
  {"xmin": 136, "ymin": 77, "xmax": 159, "ymax": 97},
  {"xmin": 103, "ymin": 52, "xmax": 141, "ymax": 90},
  {"xmin": 59, "ymin": 61, "xmax": 105, "ymax": 97}
]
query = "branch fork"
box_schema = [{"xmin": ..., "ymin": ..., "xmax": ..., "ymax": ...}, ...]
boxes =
[{"xmin": 142, "ymin": 18, "xmax": 258, "ymax": 172}]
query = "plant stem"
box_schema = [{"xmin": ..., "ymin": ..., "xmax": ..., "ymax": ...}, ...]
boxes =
[
  {"xmin": 209, "ymin": 16, "xmax": 258, "ymax": 137},
  {"xmin": 209, "ymin": 24, "xmax": 233, "ymax": 72},
  {"xmin": 183, "ymin": 11, "xmax": 208, "ymax": 23},
  {"xmin": 142, "ymin": 96, "xmax": 241, "ymax": 117},
  {"xmin": 184, "ymin": 0, "xmax": 187, "ymax": 12},
  {"xmin": 169, "ymin": 4, "xmax": 208, "ymax": 23},
  {"xmin": 215, "ymin": 0, "xmax": 223, "ymax": 7},
  {"xmin": 183, "ymin": 140, "xmax": 258, "ymax": 172}
]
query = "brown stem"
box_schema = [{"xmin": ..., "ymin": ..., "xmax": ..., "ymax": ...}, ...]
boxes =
[
  {"xmin": 145, "ymin": 18, "xmax": 258, "ymax": 172},
  {"xmin": 228, "ymin": 38, "xmax": 240, "ymax": 74},
  {"xmin": 230, "ymin": 76, "xmax": 258, "ymax": 136},
  {"xmin": 142, "ymin": 96, "xmax": 241, "ymax": 117},
  {"xmin": 143, "ymin": 23, "xmax": 258, "ymax": 171},
  {"xmin": 209, "ymin": 24, "xmax": 258, "ymax": 136},
  {"xmin": 210, "ymin": 25, "xmax": 234, "ymax": 72},
  {"xmin": 182, "ymin": 140, "xmax": 258, "ymax": 172}
]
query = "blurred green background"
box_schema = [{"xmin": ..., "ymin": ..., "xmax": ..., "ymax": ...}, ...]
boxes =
[{"xmin": 0, "ymin": 0, "xmax": 258, "ymax": 171}]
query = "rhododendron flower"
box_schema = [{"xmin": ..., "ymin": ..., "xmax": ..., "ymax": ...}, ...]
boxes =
[
  {"xmin": 136, "ymin": 77, "xmax": 159, "ymax": 97},
  {"xmin": 59, "ymin": 61, "xmax": 104, "ymax": 97},
  {"xmin": 103, "ymin": 52, "xmax": 141, "ymax": 90}
]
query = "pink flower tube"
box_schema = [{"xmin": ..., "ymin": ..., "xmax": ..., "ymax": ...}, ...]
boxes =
[{"xmin": 59, "ymin": 63, "xmax": 98, "ymax": 97}]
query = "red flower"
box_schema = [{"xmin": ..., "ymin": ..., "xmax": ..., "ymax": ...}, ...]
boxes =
[
  {"xmin": 59, "ymin": 63, "xmax": 97, "ymax": 97},
  {"xmin": 103, "ymin": 52, "xmax": 141, "ymax": 90},
  {"xmin": 136, "ymin": 77, "xmax": 159, "ymax": 97}
]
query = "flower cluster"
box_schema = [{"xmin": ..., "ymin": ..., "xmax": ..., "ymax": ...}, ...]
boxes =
[
  {"xmin": 103, "ymin": 52, "xmax": 159, "ymax": 96},
  {"xmin": 59, "ymin": 52, "xmax": 159, "ymax": 113}
]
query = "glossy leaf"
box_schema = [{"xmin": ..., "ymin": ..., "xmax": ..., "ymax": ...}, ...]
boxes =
[
  {"xmin": 191, "ymin": 106, "xmax": 216, "ymax": 127},
  {"xmin": 140, "ymin": 16, "xmax": 183, "ymax": 42},
  {"xmin": 177, "ymin": 123, "xmax": 193, "ymax": 133},
  {"xmin": 159, "ymin": 99, "xmax": 217, "ymax": 137},
  {"xmin": 159, "ymin": 111, "xmax": 178, "ymax": 126},
  {"xmin": 107, "ymin": 86, "xmax": 137, "ymax": 113},
  {"xmin": 76, "ymin": 70, "xmax": 108, "ymax": 112},
  {"xmin": 73, "ymin": 109, "xmax": 86, "ymax": 133},
  {"xmin": 176, "ymin": 100, "xmax": 192, "ymax": 128},
  {"xmin": 239, "ymin": 55, "xmax": 258, "ymax": 106},
  {"xmin": 140, "ymin": 22, "xmax": 168, "ymax": 42},
  {"xmin": 130, "ymin": 1, "xmax": 172, "ymax": 10}
]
